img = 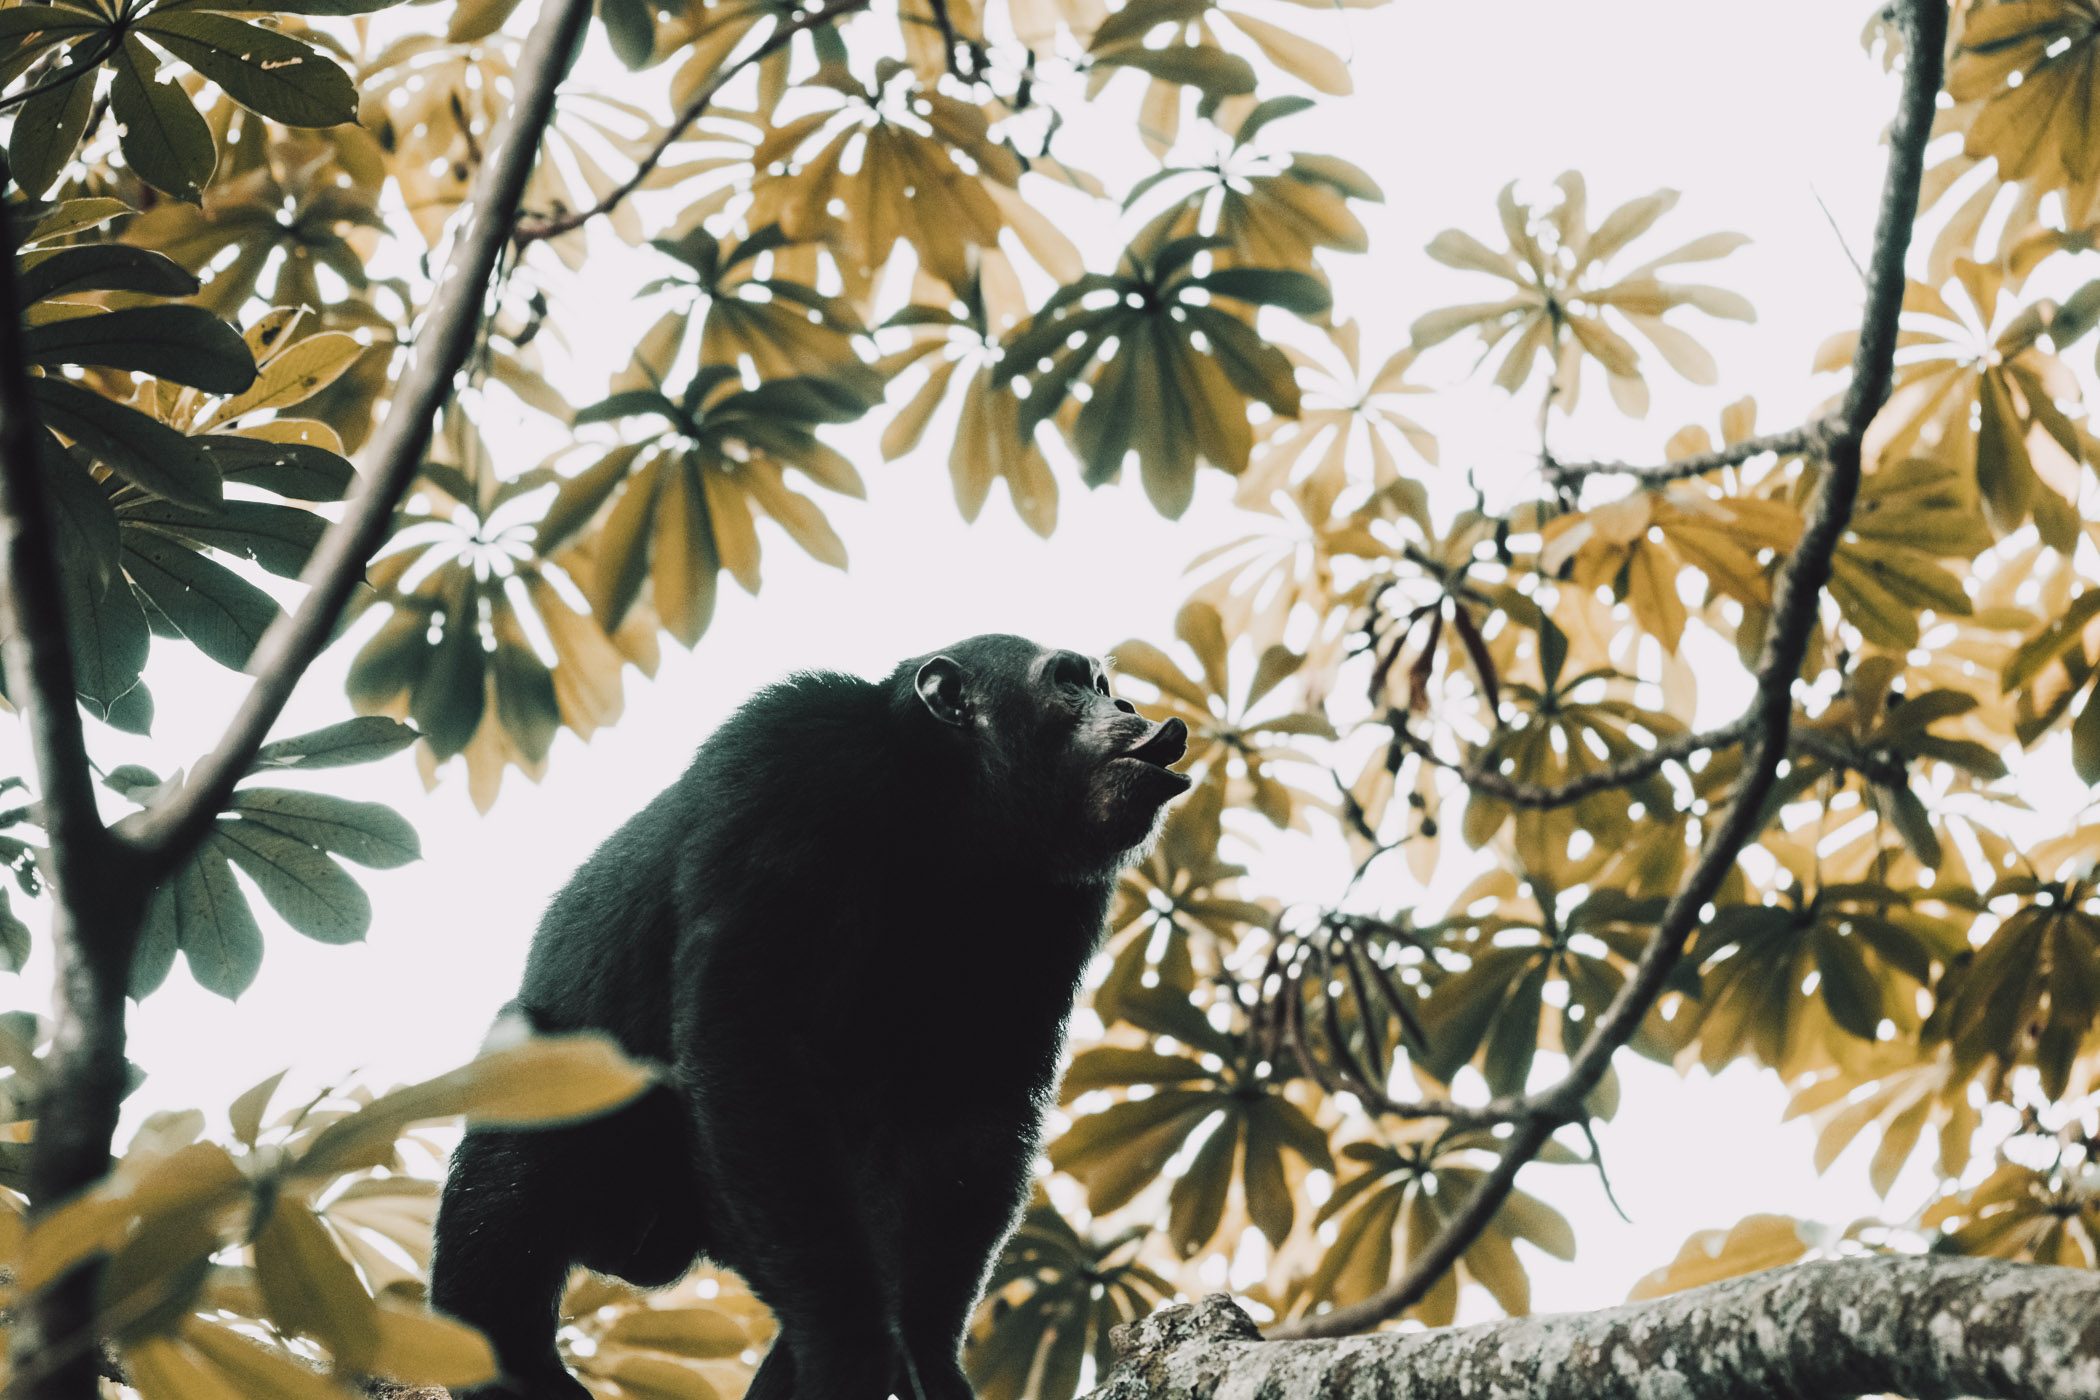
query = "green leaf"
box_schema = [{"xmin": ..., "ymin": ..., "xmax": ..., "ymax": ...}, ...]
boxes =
[
  {"xmin": 1185, "ymin": 267, "xmax": 1333, "ymax": 317},
  {"xmin": 123, "ymin": 502, "xmax": 324, "ymax": 578},
  {"xmin": 8, "ymin": 60, "xmax": 99, "ymax": 199},
  {"xmin": 136, "ymin": 13, "xmax": 357, "ymax": 127},
  {"xmin": 411, "ymin": 588, "xmax": 488, "ymax": 759},
  {"xmin": 214, "ymin": 821, "xmax": 370, "ymax": 944},
  {"xmin": 595, "ymin": 0, "xmax": 654, "ymax": 67},
  {"xmin": 120, "ymin": 531, "xmax": 283, "ymax": 670},
  {"xmin": 2073, "ymin": 676, "xmax": 2100, "ymax": 786},
  {"xmin": 194, "ymin": 436, "xmax": 354, "ymax": 501},
  {"xmin": 111, "ymin": 34, "xmax": 216, "ymax": 201},
  {"xmin": 1811, "ymin": 923, "xmax": 1884, "ymax": 1040},
  {"xmin": 24, "ymin": 304, "xmax": 256, "ymax": 395},
  {"xmin": 32, "ymin": 380, "xmax": 222, "ymax": 508},
  {"xmin": 251, "ymin": 718, "xmax": 419, "ymax": 772},
  {"xmin": 1096, "ymin": 45, "xmax": 1255, "ymax": 95},
  {"xmin": 0, "ymin": 889, "xmax": 30, "ymax": 973},
  {"xmin": 158, "ymin": 846, "xmax": 264, "ymax": 998},
  {"xmin": 17, "ymin": 245, "xmax": 198, "ymax": 303},
  {"xmin": 233, "ymin": 789, "xmax": 419, "ymax": 869},
  {"xmin": 573, "ymin": 389, "xmax": 682, "ymax": 427},
  {"xmin": 61, "ymin": 566, "xmax": 150, "ymax": 715},
  {"xmin": 536, "ymin": 442, "xmax": 642, "ymax": 551},
  {"xmin": 42, "ymin": 437, "xmax": 119, "ymax": 593}
]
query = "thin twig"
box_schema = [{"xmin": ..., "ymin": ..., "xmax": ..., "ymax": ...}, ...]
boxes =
[
  {"xmin": 1394, "ymin": 718, "xmax": 1911, "ymax": 810},
  {"xmin": 924, "ymin": 0, "xmax": 966, "ymax": 80},
  {"xmin": 1394, "ymin": 717, "xmax": 1751, "ymax": 809},
  {"xmin": 513, "ymin": 0, "xmax": 874, "ymax": 246},
  {"xmin": 122, "ymin": 0, "xmax": 598, "ymax": 879},
  {"xmin": 1811, "ymin": 183, "xmax": 1869, "ymax": 283},
  {"xmin": 1544, "ymin": 417, "xmax": 1835, "ymax": 492},
  {"xmin": 1271, "ymin": 0, "xmax": 1945, "ymax": 1337}
]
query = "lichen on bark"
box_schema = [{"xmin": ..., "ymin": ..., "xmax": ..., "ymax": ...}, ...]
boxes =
[{"xmin": 1089, "ymin": 1258, "xmax": 2100, "ymax": 1400}]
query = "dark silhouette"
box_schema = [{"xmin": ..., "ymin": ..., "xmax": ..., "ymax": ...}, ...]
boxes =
[{"xmin": 430, "ymin": 635, "xmax": 1192, "ymax": 1399}]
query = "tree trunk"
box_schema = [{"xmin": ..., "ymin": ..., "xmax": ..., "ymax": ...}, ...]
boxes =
[{"xmin": 1091, "ymin": 1258, "xmax": 2100, "ymax": 1400}]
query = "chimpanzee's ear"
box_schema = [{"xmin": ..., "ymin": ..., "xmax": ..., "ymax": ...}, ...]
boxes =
[{"xmin": 914, "ymin": 656, "xmax": 970, "ymax": 727}]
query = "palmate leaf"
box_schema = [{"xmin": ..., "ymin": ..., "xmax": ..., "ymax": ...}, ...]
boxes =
[
  {"xmin": 25, "ymin": 303, "xmax": 359, "ymax": 711},
  {"xmin": 1540, "ymin": 483, "xmax": 1801, "ymax": 653},
  {"xmin": 1922, "ymin": 1159, "xmax": 2100, "ymax": 1267},
  {"xmin": 1126, "ymin": 97, "xmax": 1383, "ymax": 274},
  {"xmin": 1930, "ymin": 864, "xmax": 2100, "ymax": 1100},
  {"xmin": 967, "ymin": 1201, "xmax": 1169, "ymax": 1400},
  {"xmin": 745, "ymin": 72, "xmax": 1022, "ymax": 287},
  {"xmin": 878, "ymin": 273, "xmax": 1060, "ymax": 538},
  {"xmin": 126, "ymin": 721, "xmax": 421, "ymax": 1000},
  {"xmin": 1841, "ymin": 266, "xmax": 2090, "ymax": 547},
  {"xmin": 1823, "ymin": 457, "xmax": 1992, "ymax": 650},
  {"xmin": 1948, "ymin": 0, "xmax": 2100, "ymax": 193},
  {"xmin": 642, "ymin": 224, "xmax": 867, "ymax": 382},
  {"xmin": 1051, "ymin": 1002, "xmax": 1329, "ymax": 1255},
  {"xmin": 348, "ymin": 448, "xmax": 662, "ymax": 810},
  {"xmin": 1290, "ymin": 1134, "xmax": 1574, "ymax": 1323},
  {"xmin": 1410, "ymin": 173, "xmax": 1751, "ymax": 415},
  {"xmin": 1000, "ymin": 238, "xmax": 1327, "ymax": 517},
  {"xmin": 1415, "ymin": 884, "xmax": 1670, "ymax": 1099},
  {"xmin": 3, "ymin": 0, "xmax": 375, "ymax": 201},
  {"xmin": 1108, "ymin": 599, "xmax": 1334, "ymax": 830},
  {"xmin": 1685, "ymin": 880, "xmax": 1954, "ymax": 1079},
  {"xmin": 554, "ymin": 368, "xmax": 873, "ymax": 645},
  {"xmin": 1455, "ymin": 673, "xmax": 1688, "ymax": 879}
]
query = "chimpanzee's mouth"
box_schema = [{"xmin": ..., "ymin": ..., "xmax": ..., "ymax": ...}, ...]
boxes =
[{"xmin": 1118, "ymin": 718, "xmax": 1190, "ymax": 773}]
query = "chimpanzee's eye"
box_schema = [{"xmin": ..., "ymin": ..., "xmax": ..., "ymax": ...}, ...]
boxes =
[{"xmin": 1049, "ymin": 653, "xmax": 1095, "ymax": 692}]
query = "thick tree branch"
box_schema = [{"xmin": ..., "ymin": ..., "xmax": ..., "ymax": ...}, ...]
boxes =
[
  {"xmin": 3, "ymin": 191, "xmax": 151, "ymax": 1400},
  {"xmin": 121, "ymin": 0, "xmax": 596, "ymax": 881},
  {"xmin": 1272, "ymin": 0, "xmax": 1945, "ymax": 1339},
  {"xmin": 512, "ymin": 0, "xmax": 874, "ymax": 246},
  {"xmin": 1097, "ymin": 1260, "xmax": 2100, "ymax": 1400},
  {"xmin": 1544, "ymin": 417, "xmax": 1835, "ymax": 492}
]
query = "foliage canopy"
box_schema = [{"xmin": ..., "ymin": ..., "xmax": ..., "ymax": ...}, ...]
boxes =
[{"xmin": 1, "ymin": 0, "xmax": 2098, "ymax": 1397}]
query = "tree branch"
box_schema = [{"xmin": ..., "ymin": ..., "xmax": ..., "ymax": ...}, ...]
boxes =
[
  {"xmin": 1394, "ymin": 716, "xmax": 1908, "ymax": 810},
  {"xmin": 3, "ymin": 184, "xmax": 152, "ymax": 1400},
  {"xmin": 1543, "ymin": 417, "xmax": 1834, "ymax": 492},
  {"xmin": 1393, "ymin": 716, "xmax": 1751, "ymax": 809},
  {"xmin": 120, "ymin": 0, "xmax": 597, "ymax": 881},
  {"xmin": 1271, "ymin": 0, "xmax": 1945, "ymax": 1338},
  {"xmin": 1097, "ymin": 1260, "xmax": 2100, "ymax": 1400},
  {"xmin": 512, "ymin": 0, "xmax": 874, "ymax": 247}
]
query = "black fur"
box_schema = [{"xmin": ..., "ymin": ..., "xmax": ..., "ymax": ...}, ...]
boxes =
[{"xmin": 429, "ymin": 635, "xmax": 1190, "ymax": 1400}]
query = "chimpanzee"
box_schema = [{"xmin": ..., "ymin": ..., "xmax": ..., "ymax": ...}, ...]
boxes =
[{"xmin": 429, "ymin": 635, "xmax": 1192, "ymax": 1400}]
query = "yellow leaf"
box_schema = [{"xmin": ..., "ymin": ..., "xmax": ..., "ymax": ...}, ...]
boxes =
[
  {"xmin": 364, "ymin": 1302, "xmax": 500, "ymax": 1387},
  {"xmin": 201, "ymin": 332, "xmax": 366, "ymax": 429},
  {"xmin": 1628, "ymin": 1214, "xmax": 1812, "ymax": 1300},
  {"xmin": 293, "ymin": 1034, "xmax": 653, "ymax": 1179},
  {"xmin": 1229, "ymin": 12, "xmax": 1350, "ymax": 94}
]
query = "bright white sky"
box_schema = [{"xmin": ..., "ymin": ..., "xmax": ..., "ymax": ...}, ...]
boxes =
[{"xmin": 2, "ymin": 0, "xmax": 2068, "ymax": 1321}]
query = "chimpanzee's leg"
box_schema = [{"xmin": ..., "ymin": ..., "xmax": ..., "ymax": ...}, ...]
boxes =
[{"xmin": 431, "ymin": 1128, "xmax": 592, "ymax": 1400}]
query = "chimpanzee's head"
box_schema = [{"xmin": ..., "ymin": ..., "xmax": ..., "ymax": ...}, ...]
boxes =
[{"xmin": 894, "ymin": 634, "xmax": 1191, "ymax": 878}]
